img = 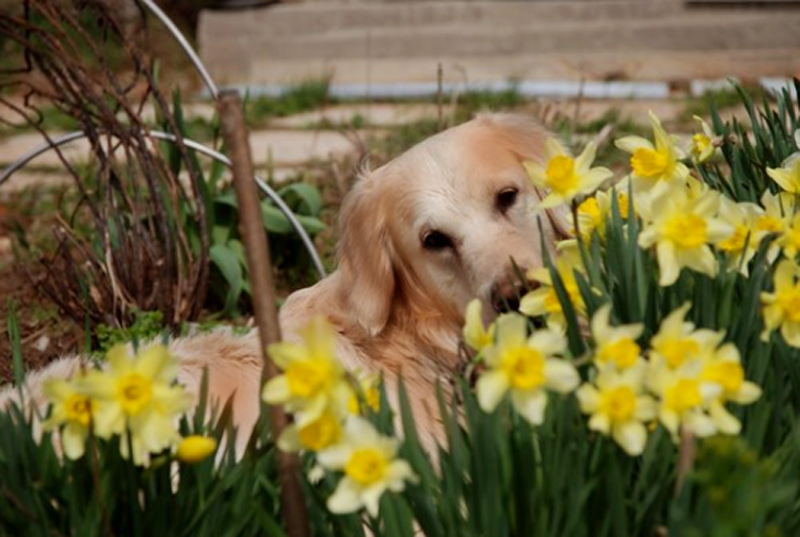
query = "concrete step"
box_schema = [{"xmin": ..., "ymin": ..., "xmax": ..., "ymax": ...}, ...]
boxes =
[
  {"xmin": 201, "ymin": 1, "xmax": 686, "ymax": 38},
  {"xmin": 245, "ymin": 15, "xmax": 800, "ymax": 59},
  {"xmin": 234, "ymin": 49, "xmax": 800, "ymax": 88},
  {"xmin": 197, "ymin": 1, "xmax": 800, "ymax": 88}
]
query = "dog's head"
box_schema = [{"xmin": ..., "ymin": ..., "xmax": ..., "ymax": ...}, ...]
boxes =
[{"xmin": 336, "ymin": 113, "xmax": 572, "ymax": 337}]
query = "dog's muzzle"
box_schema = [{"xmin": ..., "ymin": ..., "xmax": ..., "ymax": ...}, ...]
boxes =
[{"xmin": 490, "ymin": 279, "xmax": 531, "ymax": 314}]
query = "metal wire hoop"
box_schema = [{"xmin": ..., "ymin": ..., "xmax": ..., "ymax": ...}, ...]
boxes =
[{"xmin": 0, "ymin": 130, "xmax": 327, "ymax": 277}]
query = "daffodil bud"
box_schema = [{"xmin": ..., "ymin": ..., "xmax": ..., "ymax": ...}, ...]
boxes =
[{"xmin": 176, "ymin": 435, "xmax": 217, "ymax": 464}]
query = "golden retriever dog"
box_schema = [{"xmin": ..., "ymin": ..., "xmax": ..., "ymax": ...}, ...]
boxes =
[{"xmin": 0, "ymin": 113, "xmax": 569, "ymax": 456}]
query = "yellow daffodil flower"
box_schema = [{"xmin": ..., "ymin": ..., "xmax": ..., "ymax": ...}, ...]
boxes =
[
  {"xmin": 476, "ymin": 313, "xmax": 579, "ymax": 425},
  {"xmin": 347, "ymin": 372, "xmax": 381, "ymax": 415},
  {"xmin": 700, "ymin": 343, "xmax": 761, "ymax": 435},
  {"xmin": 520, "ymin": 242, "xmax": 585, "ymax": 329},
  {"xmin": 176, "ymin": 435, "xmax": 218, "ymax": 464},
  {"xmin": 576, "ymin": 366, "xmax": 657, "ymax": 456},
  {"xmin": 761, "ymin": 259, "xmax": 800, "ymax": 347},
  {"xmin": 262, "ymin": 316, "xmax": 354, "ymax": 422},
  {"xmin": 759, "ymin": 190, "xmax": 796, "ymax": 262},
  {"xmin": 648, "ymin": 303, "xmax": 723, "ymax": 371},
  {"xmin": 777, "ymin": 213, "xmax": 800, "ymax": 259},
  {"xmin": 463, "ymin": 298, "xmax": 495, "ymax": 353},
  {"xmin": 767, "ymin": 152, "xmax": 800, "ymax": 193},
  {"xmin": 637, "ymin": 185, "xmax": 733, "ymax": 286},
  {"xmin": 690, "ymin": 115, "xmax": 717, "ymax": 164},
  {"xmin": 615, "ymin": 111, "xmax": 690, "ymax": 194},
  {"xmin": 717, "ymin": 197, "xmax": 764, "ymax": 275},
  {"xmin": 648, "ymin": 358, "xmax": 722, "ymax": 440},
  {"xmin": 278, "ymin": 409, "xmax": 343, "ymax": 453},
  {"xmin": 78, "ymin": 345, "xmax": 192, "ymax": 465},
  {"xmin": 317, "ymin": 417, "xmax": 417, "ymax": 518},
  {"xmin": 42, "ymin": 376, "xmax": 94, "ymax": 460},
  {"xmin": 590, "ymin": 304, "xmax": 645, "ymax": 371},
  {"xmin": 573, "ymin": 189, "xmax": 633, "ymax": 241},
  {"xmin": 523, "ymin": 138, "xmax": 612, "ymax": 208}
]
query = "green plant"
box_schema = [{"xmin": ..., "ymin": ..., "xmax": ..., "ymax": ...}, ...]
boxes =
[
  {"xmin": 95, "ymin": 309, "xmax": 166, "ymax": 353},
  {"xmin": 245, "ymin": 78, "xmax": 332, "ymax": 128},
  {"xmin": 456, "ymin": 83, "xmax": 525, "ymax": 120},
  {"xmin": 158, "ymin": 90, "xmax": 327, "ymax": 317},
  {"xmin": 207, "ymin": 180, "xmax": 326, "ymax": 315}
]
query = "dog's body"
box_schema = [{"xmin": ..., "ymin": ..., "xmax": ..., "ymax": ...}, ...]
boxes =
[{"xmin": 0, "ymin": 113, "xmax": 569, "ymax": 453}]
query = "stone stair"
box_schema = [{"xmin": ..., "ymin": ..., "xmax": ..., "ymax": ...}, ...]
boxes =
[{"xmin": 197, "ymin": 1, "xmax": 800, "ymax": 92}]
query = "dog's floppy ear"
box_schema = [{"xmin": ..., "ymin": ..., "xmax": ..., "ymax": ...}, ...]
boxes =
[
  {"xmin": 335, "ymin": 168, "xmax": 396, "ymax": 336},
  {"xmin": 476, "ymin": 112, "xmax": 574, "ymax": 241}
]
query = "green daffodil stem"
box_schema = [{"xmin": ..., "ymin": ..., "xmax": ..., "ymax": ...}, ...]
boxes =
[{"xmin": 218, "ymin": 90, "xmax": 310, "ymax": 537}]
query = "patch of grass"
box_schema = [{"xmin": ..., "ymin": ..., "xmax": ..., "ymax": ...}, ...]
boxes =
[
  {"xmin": 246, "ymin": 78, "xmax": 332, "ymax": 127},
  {"xmin": 457, "ymin": 85, "xmax": 525, "ymax": 119},
  {"xmin": 369, "ymin": 117, "xmax": 442, "ymax": 160},
  {"xmin": 681, "ymin": 83, "xmax": 766, "ymax": 123}
]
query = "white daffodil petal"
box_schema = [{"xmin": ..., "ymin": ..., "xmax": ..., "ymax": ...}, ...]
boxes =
[
  {"xmin": 544, "ymin": 360, "xmax": 580, "ymax": 393},
  {"xmin": 588, "ymin": 412, "xmax": 611, "ymax": 435},
  {"xmin": 327, "ymin": 478, "xmax": 365, "ymax": 515},
  {"xmin": 613, "ymin": 421, "xmax": 647, "ymax": 456},
  {"xmin": 615, "ymin": 136, "xmax": 653, "ymax": 154},
  {"xmin": 511, "ymin": 389, "xmax": 548, "ymax": 426},
  {"xmin": 476, "ymin": 371, "xmax": 510, "ymax": 412}
]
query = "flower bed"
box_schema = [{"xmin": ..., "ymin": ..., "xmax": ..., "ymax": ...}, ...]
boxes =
[{"xmin": 3, "ymin": 81, "xmax": 800, "ymax": 536}]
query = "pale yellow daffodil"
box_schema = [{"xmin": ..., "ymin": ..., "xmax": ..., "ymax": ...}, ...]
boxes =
[
  {"xmin": 759, "ymin": 190, "xmax": 797, "ymax": 262},
  {"xmin": 262, "ymin": 316, "xmax": 354, "ymax": 422},
  {"xmin": 520, "ymin": 242, "xmax": 586, "ymax": 329},
  {"xmin": 347, "ymin": 371, "xmax": 381, "ymax": 415},
  {"xmin": 278, "ymin": 409, "xmax": 343, "ymax": 453},
  {"xmin": 777, "ymin": 213, "xmax": 800, "ymax": 259},
  {"xmin": 523, "ymin": 138, "xmax": 612, "ymax": 208},
  {"xmin": 767, "ymin": 152, "xmax": 800, "ymax": 193},
  {"xmin": 648, "ymin": 360, "xmax": 722, "ymax": 440},
  {"xmin": 576, "ymin": 366, "xmax": 657, "ymax": 456},
  {"xmin": 573, "ymin": 189, "xmax": 633, "ymax": 241},
  {"xmin": 700, "ymin": 343, "xmax": 762, "ymax": 435},
  {"xmin": 637, "ymin": 185, "xmax": 733, "ymax": 286},
  {"xmin": 615, "ymin": 111, "xmax": 690, "ymax": 194},
  {"xmin": 761, "ymin": 259, "xmax": 800, "ymax": 347},
  {"xmin": 317, "ymin": 417, "xmax": 417, "ymax": 518},
  {"xmin": 476, "ymin": 313, "xmax": 579, "ymax": 425},
  {"xmin": 590, "ymin": 304, "xmax": 645, "ymax": 371},
  {"xmin": 717, "ymin": 196, "xmax": 764, "ymax": 275},
  {"xmin": 78, "ymin": 344, "xmax": 192, "ymax": 465},
  {"xmin": 648, "ymin": 303, "xmax": 723, "ymax": 371},
  {"xmin": 648, "ymin": 358, "xmax": 722, "ymax": 441},
  {"xmin": 463, "ymin": 298, "xmax": 495, "ymax": 353},
  {"xmin": 690, "ymin": 115, "xmax": 717, "ymax": 164},
  {"xmin": 42, "ymin": 375, "xmax": 94, "ymax": 460}
]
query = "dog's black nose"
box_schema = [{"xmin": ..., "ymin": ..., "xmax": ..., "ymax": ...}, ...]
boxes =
[{"xmin": 491, "ymin": 281, "xmax": 530, "ymax": 313}]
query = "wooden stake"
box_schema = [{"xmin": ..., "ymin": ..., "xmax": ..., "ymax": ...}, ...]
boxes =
[{"xmin": 217, "ymin": 89, "xmax": 309, "ymax": 537}]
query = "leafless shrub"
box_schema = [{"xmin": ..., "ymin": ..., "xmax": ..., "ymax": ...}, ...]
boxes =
[{"xmin": 0, "ymin": 0, "xmax": 210, "ymax": 330}]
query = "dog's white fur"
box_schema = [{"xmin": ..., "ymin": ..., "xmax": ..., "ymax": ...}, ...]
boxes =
[{"xmin": 0, "ymin": 113, "xmax": 569, "ymax": 454}]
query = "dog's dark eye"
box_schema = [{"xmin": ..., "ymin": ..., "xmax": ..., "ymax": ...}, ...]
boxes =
[
  {"xmin": 496, "ymin": 187, "xmax": 519, "ymax": 214},
  {"xmin": 422, "ymin": 231, "xmax": 454, "ymax": 251}
]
